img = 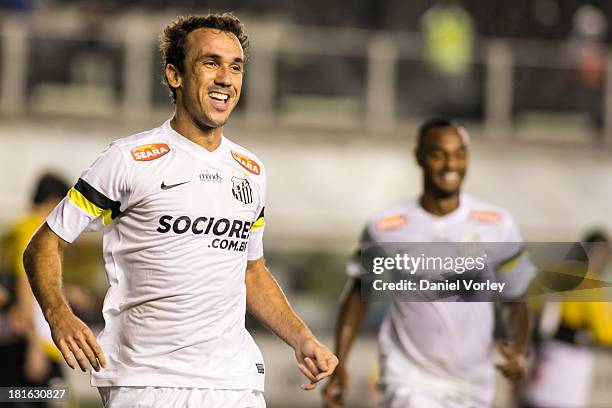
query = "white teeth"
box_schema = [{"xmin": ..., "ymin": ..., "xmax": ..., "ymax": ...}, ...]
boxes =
[
  {"xmin": 209, "ymin": 92, "xmax": 229, "ymax": 101},
  {"xmin": 442, "ymin": 172, "xmax": 459, "ymax": 182}
]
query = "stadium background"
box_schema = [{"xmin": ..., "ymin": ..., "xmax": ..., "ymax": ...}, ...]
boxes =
[{"xmin": 1, "ymin": 0, "xmax": 612, "ymax": 407}]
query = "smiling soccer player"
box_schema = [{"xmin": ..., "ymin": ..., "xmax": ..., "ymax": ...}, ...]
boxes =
[
  {"xmin": 23, "ymin": 13, "xmax": 337, "ymax": 408},
  {"xmin": 323, "ymin": 119, "xmax": 534, "ymax": 408}
]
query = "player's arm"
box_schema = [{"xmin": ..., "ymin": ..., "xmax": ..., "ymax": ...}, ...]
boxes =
[
  {"xmin": 5, "ymin": 229, "xmax": 36, "ymax": 334},
  {"xmin": 496, "ymin": 301, "xmax": 529, "ymax": 382},
  {"xmin": 245, "ymin": 257, "xmax": 338, "ymax": 390},
  {"xmin": 322, "ymin": 277, "xmax": 368, "ymax": 408},
  {"xmin": 23, "ymin": 223, "xmax": 106, "ymax": 372},
  {"xmin": 8, "ymin": 274, "xmax": 35, "ymax": 334}
]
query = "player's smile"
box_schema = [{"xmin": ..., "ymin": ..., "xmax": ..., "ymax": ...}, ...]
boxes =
[
  {"xmin": 441, "ymin": 170, "xmax": 461, "ymax": 184},
  {"xmin": 207, "ymin": 89, "xmax": 231, "ymax": 111}
]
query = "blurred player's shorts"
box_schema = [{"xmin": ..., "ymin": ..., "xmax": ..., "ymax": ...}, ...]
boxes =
[
  {"xmin": 98, "ymin": 386, "xmax": 266, "ymax": 408},
  {"xmin": 376, "ymin": 385, "xmax": 486, "ymax": 408},
  {"xmin": 522, "ymin": 339, "xmax": 592, "ymax": 407}
]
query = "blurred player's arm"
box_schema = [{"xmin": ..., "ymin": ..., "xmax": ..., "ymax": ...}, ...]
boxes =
[
  {"xmin": 245, "ymin": 257, "xmax": 338, "ymax": 390},
  {"xmin": 322, "ymin": 277, "xmax": 368, "ymax": 408},
  {"xmin": 6, "ymin": 228, "xmax": 36, "ymax": 333},
  {"xmin": 23, "ymin": 223, "xmax": 106, "ymax": 372},
  {"xmin": 0, "ymin": 284, "xmax": 7, "ymax": 307},
  {"xmin": 496, "ymin": 301, "xmax": 529, "ymax": 382}
]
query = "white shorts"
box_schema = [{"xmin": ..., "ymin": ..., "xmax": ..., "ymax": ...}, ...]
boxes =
[
  {"xmin": 522, "ymin": 339, "xmax": 593, "ymax": 408},
  {"xmin": 98, "ymin": 386, "xmax": 266, "ymax": 408},
  {"xmin": 376, "ymin": 385, "xmax": 486, "ymax": 408}
]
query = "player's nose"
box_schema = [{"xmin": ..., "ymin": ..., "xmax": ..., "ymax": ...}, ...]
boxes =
[
  {"xmin": 214, "ymin": 65, "xmax": 232, "ymax": 87},
  {"xmin": 444, "ymin": 155, "xmax": 462, "ymax": 170}
]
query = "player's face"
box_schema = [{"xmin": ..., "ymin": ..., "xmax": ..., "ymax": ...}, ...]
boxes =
[
  {"xmin": 177, "ymin": 28, "xmax": 244, "ymax": 129},
  {"xmin": 418, "ymin": 126, "xmax": 468, "ymax": 197}
]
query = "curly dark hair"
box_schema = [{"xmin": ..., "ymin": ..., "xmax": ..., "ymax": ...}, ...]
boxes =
[{"xmin": 159, "ymin": 12, "xmax": 249, "ymax": 103}]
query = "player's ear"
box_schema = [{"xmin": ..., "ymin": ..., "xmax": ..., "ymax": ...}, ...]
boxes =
[{"xmin": 165, "ymin": 64, "xmax": 182, "ymax": 91}]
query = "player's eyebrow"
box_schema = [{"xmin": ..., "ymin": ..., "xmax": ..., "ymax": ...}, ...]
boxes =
[{"xmin": 199, "ymin": 53, "xmax": 244, "ymax": 64}]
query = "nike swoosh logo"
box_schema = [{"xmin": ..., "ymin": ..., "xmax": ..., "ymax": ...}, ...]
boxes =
[{"xmin": 161, "ymin": 181, "xmax": 190, "ymax": 190}]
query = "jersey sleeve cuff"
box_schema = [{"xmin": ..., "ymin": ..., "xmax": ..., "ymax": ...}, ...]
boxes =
[
  {"xmin": 46, "ymin": 198, "xmax": 93, "ymax": 243},
  {"xmin": 247, "ymin": 247, "xmax": 264, "ymax": 261}
]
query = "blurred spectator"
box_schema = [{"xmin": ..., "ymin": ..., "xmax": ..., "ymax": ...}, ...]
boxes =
[
  {"xmin": 566, "ymin": 5, "xmax": 608, "ymax": 129},
  {"xmin": 0, "ymin": 173, "xmax": 68, "ymax": 396},
  {"xmin": 421, "ymin": 0, "xmax": 474, "ymax": 76},
  {"xmin": 420, "ymin": 0, "xmax": 478, "ymax": 118},
  {"xmin": 522, "ymin": 230, "xmax": 612, "ymax": 408}
]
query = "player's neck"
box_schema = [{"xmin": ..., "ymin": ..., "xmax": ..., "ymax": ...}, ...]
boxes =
[
  {"xmin": 170, "ymin": 112, "xmax": 222, "ymax": 152},
  {"xmin": 420, "ymin": 192, "xmax": 460, "ymax": 217}
]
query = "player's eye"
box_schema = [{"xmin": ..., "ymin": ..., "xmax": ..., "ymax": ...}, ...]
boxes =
[
  {"xmin": 231, "ymin": 65, "xmax": 243, "ymax": 73},
  {"xmin": 203, "ymin": 60, "xmax": 217, "ymax": 68},
  {"xmin": 429, "ymin": 151, "xmax": 445, "ymax": 160},
  {"xmin": 454, "ymin": 149, "xmax": 467, "ymax": 160}
]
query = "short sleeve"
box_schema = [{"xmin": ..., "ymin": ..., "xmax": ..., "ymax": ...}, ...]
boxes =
[
  {"xmin": 46, "ymin": 144, "xmax": 130, "ymax": 243},
  {"xmin": 247, "ymin": 176, "xmax": 266, "ymax": 261},
  {"xmin": 493, "ymin": 215, "xmax": 536, "ymax": 300},
  {"xmin": 346, "ymin": 225, "xmax": 374, "ymax": 279}
]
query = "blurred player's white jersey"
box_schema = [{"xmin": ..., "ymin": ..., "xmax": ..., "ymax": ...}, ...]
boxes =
[
  {"xmin": 47, "ymin": 120, "xmax": 267, "ymax": 390},
  {"xmin": 347, "ymin": 194, "xmax": 534, "ymax": 407}
]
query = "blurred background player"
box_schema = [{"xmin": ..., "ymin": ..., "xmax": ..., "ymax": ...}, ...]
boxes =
[
  {"xmin": 23, "ymin": 12, "xmax": 337, "ymax": 408},
  {"xmin": 0, "ymin": 173, "xmax": 67, "ymax": 403},
  {"xmin": 522, "ymin": 230, "xmax": 612, "ymax": 408},
  {"xmin": 323, "ymin": 119, "xmax": 534, "ymax": 408}
]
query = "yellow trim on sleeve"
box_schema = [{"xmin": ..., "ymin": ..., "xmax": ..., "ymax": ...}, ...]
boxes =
[
  {"xmin": 496, "ymin": 250, "xmax": 525, "ymax": 274},
  {"xmin": 251, "ymin": 217, "xmax": 265, "ymax": 231},
  {"xmin": 68, "ymin": 187, "xmax": 112, "ymax": 225}
]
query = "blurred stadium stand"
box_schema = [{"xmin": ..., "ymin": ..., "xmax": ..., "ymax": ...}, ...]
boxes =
[{"xmin": 1, "ymin": 2, "xmax": 612, "ymax": 407}]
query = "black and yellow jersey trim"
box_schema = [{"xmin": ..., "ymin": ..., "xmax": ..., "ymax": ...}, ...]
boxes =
[
  {"xmin": 251, "ymin": 207, "xmax": 265, "ymax": 230},
  {"xmin": 67, "ymin": 178, "xmax": 122, "ymax": 225},
  {"xmin": 496, "ymin": 247, "xmax": 526, "ymax": 273}
]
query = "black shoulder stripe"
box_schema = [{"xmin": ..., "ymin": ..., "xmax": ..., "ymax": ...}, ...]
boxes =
[
  {"xmin": 74, "ymin": 178, "xmax": 122, "ymax": 219},
  {"xmin": 257, "ymin": 207, "xmax": 265, "ymax": 219}
]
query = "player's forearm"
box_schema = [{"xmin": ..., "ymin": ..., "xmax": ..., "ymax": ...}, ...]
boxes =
[
  {"xmin": 22, "ymin": 223, "xmax": 71, "ymax": 323},
  {"xmin": 334, "ymin": 278, "xmax": 367, "ymax": 366},
  {"xmin": 506, "ymin": 302, "xmax": 529, "ymax": 353},
  {"xmin": 245, "ymin": 259, "xmax": 314, "ymax": 348}
]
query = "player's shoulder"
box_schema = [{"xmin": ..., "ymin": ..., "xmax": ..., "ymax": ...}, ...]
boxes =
[
  {"xmin": 365, "ymin": 200, "xmax": 416, "ymax": 232},
  {"xmin": 108, "ymin": 124, "xmax": 170, "ymax": 160},
  {"xmin": 224, "ymin": 137, "xmax": 266, "ymax": 177},
  {"xmin": 464, "ymin": 194, "xmax": 516, "ymax": 228}
]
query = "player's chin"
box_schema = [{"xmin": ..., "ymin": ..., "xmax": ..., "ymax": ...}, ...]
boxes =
[
  {"xmin": 434, "ymin": 182, "xmax": 461, "ymax": 196},
  {"xmin": 202, "ymin": 112, "xmax": 231, "ymax": 128}
]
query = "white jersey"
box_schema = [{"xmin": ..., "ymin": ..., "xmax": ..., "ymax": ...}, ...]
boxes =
[
  {"xmin": 47, "ymin": 119, "xmax": 267, "ymax": 390},
  {"xmin": 347, "ymin": 194, "xmax": 534, "ymax": 405}
]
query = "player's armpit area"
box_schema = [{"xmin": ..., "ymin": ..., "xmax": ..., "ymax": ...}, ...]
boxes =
[{"xmin": 25, "ymin": 223, "xmax": 70, "ymax": 259}]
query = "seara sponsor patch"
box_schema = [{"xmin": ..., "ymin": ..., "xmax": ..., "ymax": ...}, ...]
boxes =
[
  {"xmin": 376, "ymin": 214, "xmax": 408, "ymax": 231},
  {"xmin": 231, "ymin": 151, "xmax": 260, "ymax": 175},
  {"xmin": 131, "ymin": 143, "xmax": 170, "ymax": 161},
  {"xmin": 470, "ymin": 211, "xmax": 502, "ymax": 224}
]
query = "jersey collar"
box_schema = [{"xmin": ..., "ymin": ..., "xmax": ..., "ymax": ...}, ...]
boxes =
[
  {"xmin": 163, "ymin": 119, "xmax": 227, "ymax": 159},
  {"xmin": 414, "ymin": 193, "xmax": 470, "ymax": 225}
]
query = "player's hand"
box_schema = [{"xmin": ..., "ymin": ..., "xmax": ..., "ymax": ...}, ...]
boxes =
[
  {"xmin": 294, "ymin": 337, "xmax": 339, "ymax": 391},
  {"xmin": 495, "ymin": 341, "xmax": 525, "ymax": 383},
  {"xmin": 322, "ymin": 365, "xmax": 348, "ymax": 408},
  {"xmin": 47, "ymin": 306, "xmax": 107, "ymax": 372}
]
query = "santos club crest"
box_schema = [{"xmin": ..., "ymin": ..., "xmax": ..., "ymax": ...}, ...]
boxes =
[{"xmin": 231, "ymin": 177, "xmax": 253, "ymax": 204}]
